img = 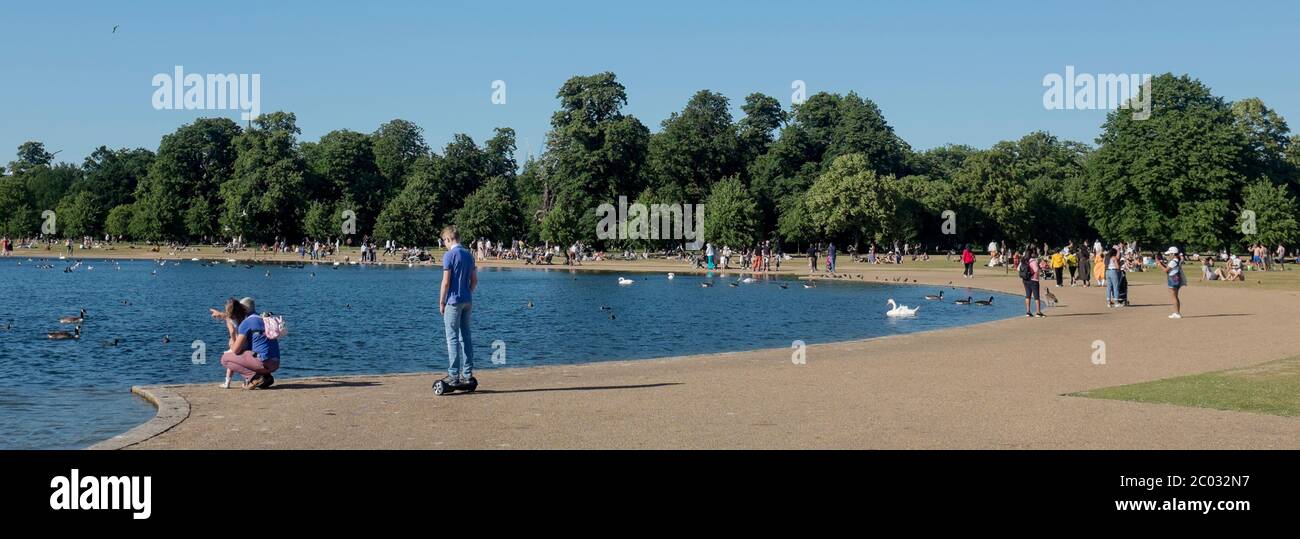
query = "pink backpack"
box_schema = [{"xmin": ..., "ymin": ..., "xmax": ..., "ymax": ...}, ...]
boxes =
[{"xmin": 262, "ymin": 313, "xmax": 287, "ymax": 340}]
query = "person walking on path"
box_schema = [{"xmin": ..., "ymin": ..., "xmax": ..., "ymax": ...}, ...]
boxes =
[
  {"xmin": 961, "ymin": 245, "xmax": 975, "ymax": 278},
  {"xmin": 827, "ymin": 242, "xmax": 837, "ymax": 273},
  {"xmin": 1156, "ymin": 246, "xmax": 1185, "ymax": 319},
  {"xmin": 438, "ymin": 226, "xmax": 478, "ymax": 389}
]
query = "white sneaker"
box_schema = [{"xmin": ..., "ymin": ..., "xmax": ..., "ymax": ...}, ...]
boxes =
[{"xmin": 1169, "ymin": 313, "xmax": 1182, "ymax": 319}]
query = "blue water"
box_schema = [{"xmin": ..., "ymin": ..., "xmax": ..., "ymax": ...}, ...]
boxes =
[{"xmin": 0, "ymin": 257, "xmax": 1022, "ymax": 449}]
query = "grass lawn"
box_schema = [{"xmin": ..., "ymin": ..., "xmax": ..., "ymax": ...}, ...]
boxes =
[{"xmin": 1074, "ymin": 356, "xmax": 1300, "ymax": 417}]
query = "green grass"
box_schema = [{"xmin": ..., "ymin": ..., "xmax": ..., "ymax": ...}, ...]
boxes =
[{"xmin": 1075, "ymin": 356, "xmax": 1300, "ymax": 417}]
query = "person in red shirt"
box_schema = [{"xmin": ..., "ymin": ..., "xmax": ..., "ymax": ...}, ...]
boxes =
[{"xmin": 961, "ymin": 246, "xmax": 976, "ymax": 279}]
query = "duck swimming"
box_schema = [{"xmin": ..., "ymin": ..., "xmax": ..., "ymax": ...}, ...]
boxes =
[
  {"xmin": 48, "ymin": 326, "xmax": 81, "ymax": 340},
  {"xmin": 955, "ymin": 297, "xmax": 972, "ymax": 305},
  {"xmin": 973, "ymin": 297, "xmax": 995, "ymax": 306},
  {"xmin": 59, "ymin": 309, "xmax": 85, "ymax": 324},
  {"xmin": 924, "ymin": 291, "xmax": 944, "ymax": 300}
]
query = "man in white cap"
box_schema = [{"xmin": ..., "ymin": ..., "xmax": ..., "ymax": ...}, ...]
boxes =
[{"xmin": 1155, "ymin": 246, "xmax": 1185, "ymax": 319}]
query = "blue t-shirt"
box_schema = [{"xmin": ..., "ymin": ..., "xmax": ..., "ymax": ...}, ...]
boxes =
[
  {"xmin": 442, "ymin": 244, "xmax": 476, "ymax": 305},
  {"xmin": 238, "ymin": 314, "xmax": 280, "ymax": 360}
]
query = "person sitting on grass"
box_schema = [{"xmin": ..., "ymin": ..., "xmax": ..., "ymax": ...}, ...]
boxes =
[
  {"xmin": 1201, "ymin": 257, "xmax": 1219, "ymax": 281},
  {"xmin": 1225, "ymin": 254, "xmax": 1245, "ymax": 281},
  {"xmin": 211, "ymin": 297, "xmax": 281, "ymax": 390}
]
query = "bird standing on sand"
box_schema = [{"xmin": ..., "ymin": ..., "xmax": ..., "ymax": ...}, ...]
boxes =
[{"xmin": 1045, "ymin": 288, "xmax": 1059, "ymax": 306}]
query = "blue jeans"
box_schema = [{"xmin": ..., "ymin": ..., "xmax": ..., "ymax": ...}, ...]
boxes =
[
  {"xmin": 443, "ymin": 303, "xmax": 473, "ymax": 378},
  {"xmin": 1105, "ymin": 269, "xmax": 1121, "ymax": 303}
]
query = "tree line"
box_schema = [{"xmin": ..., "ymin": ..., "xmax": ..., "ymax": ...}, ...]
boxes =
[{"xmin": 1, "ymin": 72, "xmax": 1297, "ymax": 252}]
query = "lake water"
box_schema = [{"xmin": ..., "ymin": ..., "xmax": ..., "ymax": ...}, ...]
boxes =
[{"xmin": 0, "ymin": 256, "xmax": 1022, "ymax": 449}]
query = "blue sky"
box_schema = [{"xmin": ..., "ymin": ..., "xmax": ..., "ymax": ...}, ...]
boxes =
[{"xmin": 1, "ymin": 0, "xmax": 1297, "ymax": 165}]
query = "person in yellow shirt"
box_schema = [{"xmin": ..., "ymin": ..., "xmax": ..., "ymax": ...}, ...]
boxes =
[
  {"xmin": 1051, "ymin": 249, "xmax": 1066, "ymax": 287},
  {"xmin": 1065, "ymin": 250, "xmax": 1078, "ymax": 286}
]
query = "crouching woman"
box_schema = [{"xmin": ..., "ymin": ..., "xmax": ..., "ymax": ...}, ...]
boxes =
[{"xmin": 214, "ymin": 297, "xmax": 281, "ymax": 389}]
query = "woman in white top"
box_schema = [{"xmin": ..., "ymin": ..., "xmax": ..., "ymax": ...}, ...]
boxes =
[{"xmin": 1156, "ymin": 247, "xmax": 1185, "ymax": 319}]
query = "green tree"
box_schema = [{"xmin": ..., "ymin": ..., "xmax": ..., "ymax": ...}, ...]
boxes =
[
  {"xmin": 737, "ymin": 93, "xmax": 786, "ymax": 166},
  {"xmin": 9, "ymin": 141, "xmax": 54, "ymax": 176},
  {"xmin": 894, "ymin": 174, "xmax": 957, "ymax": 245},
  {"xmin": 0, "ymin": 177, "xmax": 38, "ymax": 236},
  {"xmin": 301, "ymin": 200, "xmax": 337, "ymax": 241},
  {"xmin": 76, "ymin": 146, "xmax": 154, "ymax": 211},
  {"xmin": 373, "ymin": 155, "xmax": 444, "ymax": 246},
  {"xmin": 132, "ymin": 118, "xmax": 242, "ymax": 240},
  {"xmin": 1232, "ymin": 98, "xmax": 1291, "ymax": 185},
  {"xmin": 541, "ymin": 72, "xmax": 650, "ymax": 246},
  {"xmin": 105, "ymin": 204, "xmax": 134, "ymax": 239},
  {"xmin": 371, "ymin": 119, "xmax": 429, "ymax": 186},
  {"xmin": 702, "ymin": 176, "xmax": 759, "ymax": 248},
  {"xmin": 307, "ymin": 129, "xmax": 385, "ymax": 235},
  {"xmin": 647, "ymin": 90, "xmax": 741, "ymax": 201},
  {"xmin": 950, "ymin": 145, "xmax": 1031, "ymax": 244},
  {"xmin": 1240, "ymin": 180, "xmax": 1300, "ymax": 247},
  {"xmin": 218, "ymin": 112, "xmax": 307, "ymax": 242},
  {"xmin": 55, "ymin": 190, "xmax": 105, "ymax": 237},
  {"xmin": 452, "ymin": 177, "xmax": 524, "ymax": 242},
  {"xmin": 751, "ymin": 91, "xmax": 909, "ymax": 239},
  {"xmin": 776, "ymin": 193, "xmax": 810, "ymax": 246},
  {"xmin": 23, "ymin": 163, "xmax": 80, "ymax": 219},
  {"xmin": 804, "ymin": 154, "xmax": 900, "ymax": 246},
  {"xmin": 1084, "ymin": 74, "xmax": 1250, "ymax": 250},
  {"xmin": 183, "ymin": 196, "xmax": 218, "ymax": 239}
]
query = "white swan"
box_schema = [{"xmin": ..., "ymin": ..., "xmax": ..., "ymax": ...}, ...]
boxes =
[
  {"xmin": 886, "ymin": 299, "xmax": 919, "ymax": 317},
  {"xmin": 667, "ymin": 273, "xmax": 675, "ymax": 279},
  {"xmin": 741, "ymin": 277, "xmax": 756, "ymax": 283},
  {"xmin": 618, "ymin": 277, "xmax": 635, "ymax": 285}
]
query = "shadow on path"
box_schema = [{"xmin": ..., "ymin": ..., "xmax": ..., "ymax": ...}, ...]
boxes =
[
  {"xmin": 466, "ymin": 382, "xmax": 683, "ymax": 395},
  {"xmin": 269, "ymin": 379, "xmax": 383, "ymax": 390}
]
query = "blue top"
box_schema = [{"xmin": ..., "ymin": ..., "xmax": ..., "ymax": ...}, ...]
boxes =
[
  {"xmin": 237, "ymin": 314, "xmax": 280, "ymax": 360},
  {"xmin": 442, "ymin": 244, "xmax": 476, "ymax": 305}
]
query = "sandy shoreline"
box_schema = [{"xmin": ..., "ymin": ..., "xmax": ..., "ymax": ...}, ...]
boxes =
[{"xmin": 92, "ymin": 259, "xmax": 1300, "ymax": 450}]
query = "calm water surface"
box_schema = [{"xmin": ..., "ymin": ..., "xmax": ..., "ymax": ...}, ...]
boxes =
[{"xmin": 0, "ymin": 256, "xmax": 1022, "ymax": 449}]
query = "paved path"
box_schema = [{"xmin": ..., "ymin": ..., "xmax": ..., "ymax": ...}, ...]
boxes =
[{"xmin": 126, "ymin": 267, "xmax": 1300, "ymax": 449}]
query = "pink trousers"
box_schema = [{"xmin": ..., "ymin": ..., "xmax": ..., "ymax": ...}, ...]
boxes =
[{"xmin": 220, "ymin": 351, "xmax": 280, "ymax": 381}]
